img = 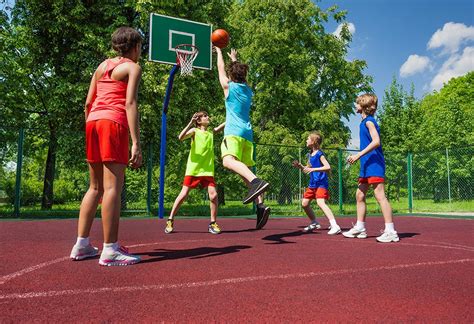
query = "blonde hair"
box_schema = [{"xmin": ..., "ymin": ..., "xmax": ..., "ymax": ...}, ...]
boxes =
[
  {"xmin": 356, "ymin": 93, "xmax": 378, "ymax": 115},
  {"xmin": 308, "ymin": 131, "xmax": 322, "ymax": 149},
  {"xmin": 193, "ymin": 111, "xmax": 208, "ymax": 127}
]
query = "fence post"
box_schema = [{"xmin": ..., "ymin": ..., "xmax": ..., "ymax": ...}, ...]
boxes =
[
  {"xmin": 298, "ymin": 147, "xmax": 302, "ymax": 210},
  {"xmin": 338, "ymin": 148, "xmax": 343, "ymax": 215},
  {"xmin": 446, "ymin": 147, "xmax": 452, "ymax": 203},
  {"xmin": 407, "ymin": 152, "xmax": 413, "ymax": 213},
  {"xmin": 14, "ymin": 128, "xmax": 24, "ymax": 217},
  {"xmin": 252, "ymin": 142, "xmax": 257, "ymax": 214},
  {"xmin": 146, "ymin": 142, "xmax": 153, "ymax": 215}
]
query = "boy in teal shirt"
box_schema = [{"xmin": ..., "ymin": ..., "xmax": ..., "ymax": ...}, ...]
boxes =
[
  {"xmin": 215, "ymin": 47, "xmax": 270, "ymax": 230},
  {"xmin": 165, "ymin": 111, "xmax": 225, "ymax": 234}
]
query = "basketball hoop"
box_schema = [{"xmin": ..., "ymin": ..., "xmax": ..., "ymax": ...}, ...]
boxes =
[{"xmin": 175, "ymin": 44, "xmax": 199, "ymax": 76}]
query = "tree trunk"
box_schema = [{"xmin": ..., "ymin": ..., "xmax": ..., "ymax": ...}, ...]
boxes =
[{"xmin": 41, "ymin": 127, "xmax": 57, "ymax": 210}]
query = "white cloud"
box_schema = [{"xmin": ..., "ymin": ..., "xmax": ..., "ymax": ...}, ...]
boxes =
[
  {"xmin": 428, "ymin": 22, "xmax": 474, "ymax": 54},
  {"xmin": 430, "ymin": 46, "xmax": 474, "ymax": 90},
  {"xmin": 400, "ymin": 55, "xmax": 431, "ymax": 77},
  {"xmin": 333, "ymin": 22, "xmax": 356, "ymax": 38}
]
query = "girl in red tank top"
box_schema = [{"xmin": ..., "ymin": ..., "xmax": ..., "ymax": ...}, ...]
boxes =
[{"xmin": 70, "ymin": 27, "xmax": 143, "ymax": 266}]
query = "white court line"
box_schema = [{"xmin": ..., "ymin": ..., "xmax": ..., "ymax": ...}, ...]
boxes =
[
  {"xmin": 0, "ymin": 258, "xmax": 472, "ymax": 300},
  {"xmin": 0, "ymin": 239, "xmax": 236, "ymax": 286},
  {"xmin": 2, "ymin": 237, "xmax": 473, "ymax": 286},
  {"xmin": 0, "ymin": 257, "xmax": 70, "ymax": 285}
]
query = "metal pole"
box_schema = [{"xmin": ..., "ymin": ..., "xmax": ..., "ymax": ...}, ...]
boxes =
[
  {"xmin": 407, "ymin": 152, "xmax": 413, "ymax": 213},
  {"xmin": 252, "ymin": 142, "xmax": 257, "ymax": 214},
  {"xmin": 146, "ymin": 142, "xmax": 153, "ymax": 215},
  {"xmin": 446, "ymin": 147, "xmax": 451, "ymax": 203},
  {"xmin": 338, "ymin": 148, "xmax": 343, "ymax": 215},
  {"xmin": 298, "ymin": 147, "xmax": 302, "ymax": 211},
  {"xmin": 158, "ymin": 65, "xmax": 179, "ymax": 219},
  {"xmin": 14, "ymin": 128, "xmax": 24, "ymax": 217}
]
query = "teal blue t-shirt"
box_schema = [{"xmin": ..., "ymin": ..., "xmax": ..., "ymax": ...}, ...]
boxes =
[{"xmin": 224, "ymin": 81, "xmax": 253, "ymax": 142}]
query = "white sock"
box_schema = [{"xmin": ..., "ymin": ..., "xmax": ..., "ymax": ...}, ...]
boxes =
[
  {"xmin": 76, "ymin": 237, "xmax": 90, "ymax": 247},
  {"xmin": 103, "ymin": 242, "xmax": 119, "ymax": 254},
  {"xmin": 385, "ymin": 223, "xmax": 395, "ymax": 232},
  {"xmin": 356, "ymin": 221, "xmax": 366, "ymax": 230},
  {"xmin": 329, "ymin": 219, "xmax": 338, "ymax": 228}
]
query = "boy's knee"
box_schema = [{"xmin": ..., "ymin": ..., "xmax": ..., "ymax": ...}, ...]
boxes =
[
  {"xmin": 356, "ymin": 191, "xmax": 366, "ymax": 202},
  {"xmin": 209, "ymin": 191, "xmax": 218, "ymax": 201},
  {"xmin": 301, "ymin": 200, "xmax": 310, "ymax": 208}
]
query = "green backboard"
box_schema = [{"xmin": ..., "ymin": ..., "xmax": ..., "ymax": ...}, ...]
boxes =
[{"xmin": 149, "ymin": 13, "xmax": 212, "ymax": 70}]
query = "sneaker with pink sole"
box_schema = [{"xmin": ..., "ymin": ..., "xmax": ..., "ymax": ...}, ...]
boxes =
[
  {"xmin": 70, "ymin": 244, "xmax": 99, "ymax": 261},
  {"xmin": 99, "ymin": 246, "xmax": 141, "ymax": 266}
]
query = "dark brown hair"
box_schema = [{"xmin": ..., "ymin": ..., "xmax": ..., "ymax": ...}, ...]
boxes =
[
  {"xmin": 111, "ymin": 27, "xmax": 142, "ymax": 56},
  {"xmin": 226, "ymin": 61, "xmax": 249, "ymax": 83},
  {"xmin": 193, "ymin": 111, "xmax": 208, "ymax": 127}
]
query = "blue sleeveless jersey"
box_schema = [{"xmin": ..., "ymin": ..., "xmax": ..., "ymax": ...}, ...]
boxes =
[
  {"xmin": 359, "ymin": 116, "xmax": 385, "ymax": 177},
  {"xmin": 308, "ymin": 150, "xmax": 329, "ymax": 189},
  {"xmin": 224, "ymin": 82, "xmax": 253, "ymax": 142}
]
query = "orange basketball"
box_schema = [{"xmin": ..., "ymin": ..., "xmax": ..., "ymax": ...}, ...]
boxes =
[{"xmin": 211, "ymin": 29, "xmax": 230, "ymax": 49}]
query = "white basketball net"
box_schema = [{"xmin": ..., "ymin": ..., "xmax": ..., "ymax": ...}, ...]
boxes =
[{"xmin": 175, "ymin": 44, "xmax": 199, "ymax": 76}]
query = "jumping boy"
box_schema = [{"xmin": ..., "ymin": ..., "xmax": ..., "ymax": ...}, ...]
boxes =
[
  {"xmin": 343, "ymin": 94, "xmax": 399, "ymax": 243},
  {"xmin": 215, "ymin": 47, "xmax": 270, "ymax": 230},
  {"xmin": 165, "ymin": 112, "xmax": 225, "ymax": 234}
]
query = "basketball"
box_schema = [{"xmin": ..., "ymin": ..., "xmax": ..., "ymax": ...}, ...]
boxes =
[{"xmin": 211, "ymin": 29, "xmax": 230, "ymax": 48}]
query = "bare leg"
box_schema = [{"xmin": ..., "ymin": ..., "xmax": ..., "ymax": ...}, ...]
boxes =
[
  {"xmin": 302, "ymin": 198, "xmax": 316, "ymax": 222},
  {"xmin": 77, "ymin": 163, "xmax": 104, "ymax": 238},
  {"xmin": 316, "ymin": 198, "xmax": 336, "ymax": 221},
  {"xmin": 207, "ymin": 186, "xmax": 218, "ymax": 222},
  {"xmin": 373, "ymin": 183, "xmax": 393, "ymax": 223},
  {"xmin": 101, "ymin": 162, "xmax": 126, "ymax": 244},
  {"xmin": 169, "ymin": 186, "xmax": 191, "ymax": 220},
  {"xmin": 356, "ymin": 183, "xmax": 369, "ymax": 223},
  {"xmin": 223, "ymin": 155, "xmax": 257, "ymax": 183}
]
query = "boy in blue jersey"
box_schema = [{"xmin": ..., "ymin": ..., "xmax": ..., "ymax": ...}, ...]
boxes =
[
  {"xmin": 215, "ymin": 47, "xmax": 270, "ymax": 230},
  {"xmin": 292, "ymin": 132, "xmax": 341, "ymax": 234},
  {"xmin": 343, "ymin": 94, "xmax": 399, "ymax": 243}
]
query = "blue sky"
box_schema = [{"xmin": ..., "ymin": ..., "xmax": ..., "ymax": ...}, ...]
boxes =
[{"xmin": 318, "ymin": 0, "xmax": 474, "ymax": 149}]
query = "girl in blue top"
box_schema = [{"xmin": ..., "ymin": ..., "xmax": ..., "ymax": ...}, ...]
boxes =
[
  {"xmin": 292, "ymin": 132, "xmax": 341, "ymax": 235},
  {"xmin": 343, "ymin": 94, "xmax": 399, "ymax": 243}
]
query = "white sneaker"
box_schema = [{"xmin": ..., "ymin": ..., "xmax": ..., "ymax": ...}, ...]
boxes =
[
  {"xmin": 376, "ymin": 230, "xmax": 400, "ymax": 243},
  {"xmin": 303, "ymin": 222, "xmax": 321, "ymax": 232},
  {"xmin": 327, "ymin": 225, "xmax": 341, "ymax": 235},
  {"xmin": 342, "ymin": 226, "xmax": 367, "ymax": 239},
  {"xmin": 99, "ymin": 246, "xmax": 141, "ymax": 266},
  {"xmin": 70, "ymin": 244, "xmax": 99, "ymax": 261}
]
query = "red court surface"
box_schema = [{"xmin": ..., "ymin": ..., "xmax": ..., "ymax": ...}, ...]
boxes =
[{"xmin": 1, "ymin": 216, "xmax": 473, "ymax": 323}]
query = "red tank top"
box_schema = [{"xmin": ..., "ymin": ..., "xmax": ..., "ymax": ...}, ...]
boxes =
[{"xmin": 87, "ymin": 58, "xmax": 133, "ymax": 128}]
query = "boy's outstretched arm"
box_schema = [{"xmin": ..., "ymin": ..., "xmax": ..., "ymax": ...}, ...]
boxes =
[
  {"xmin": 347, "ymin": 121, "xmax": 381, "ymax": 164},
  {"xmin": 215, "ymin": 47, "xmax": 229, "ymax": 97},
  {"xmin": 214, "ymin": 122, "xmax": 226, "ymax": 133},
  {"xmin": 178, "ymin": 113, "xmax": 198, "ymax": 141}
]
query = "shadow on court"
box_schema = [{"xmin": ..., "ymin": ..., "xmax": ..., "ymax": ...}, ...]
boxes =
[
  {"xmin": 262, "ymin": 230, "xmax": 314, "ymax": 244},
  {"xmin": 137, "ymin": 245, "xmax": 252, "ymax": 263}
]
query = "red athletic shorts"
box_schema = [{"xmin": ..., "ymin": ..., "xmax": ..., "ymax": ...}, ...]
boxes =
[
  {"xmin": 303, "ymin": 187, "xmax": 329, "ymax": 200},
  {"xmin": 183, "ymin": 176, "xmax": 216, "ymax": 189},
  {"xmin": 358, "ymin": 176, "xmax": 385, "ymax": 184},
  {"xmin": 86, "ymin": 119, "xmax": 129, "ymax": 164}
]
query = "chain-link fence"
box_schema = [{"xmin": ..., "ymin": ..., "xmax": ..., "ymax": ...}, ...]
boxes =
[{"xmin": 1, "ymin": 128, "xmax": 473, "ymax": 218}]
